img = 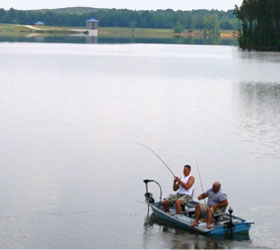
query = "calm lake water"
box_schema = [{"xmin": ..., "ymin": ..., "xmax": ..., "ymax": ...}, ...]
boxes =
[
  {"xmin": 0, "ymin": 35, "xmax": 238, "ymax": 46},
  {"xmin": 0, "ymin": 42, "xmax": 279, "ymax": 248}
]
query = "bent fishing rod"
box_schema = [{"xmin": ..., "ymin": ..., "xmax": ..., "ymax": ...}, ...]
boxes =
[
  {"xmin": 136, "ymin": 143, "xmax": 176, "ymax": 178},
  {"xmin": 137, "ymin": 144, "xmax": 206, "ymax": 203}
]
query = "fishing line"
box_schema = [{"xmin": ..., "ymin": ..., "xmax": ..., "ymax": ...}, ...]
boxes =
[
  {"xmin": 136, "ymin": 143, "xmax": 175, "ymax": 178},
  {"xmin": 196, "ymin": 160, "xmax": 206, "ymax": 204}
]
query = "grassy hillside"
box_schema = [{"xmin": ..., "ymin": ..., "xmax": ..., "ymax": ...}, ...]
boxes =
[
  {"xmin": 0, "ymin": 23, "xmax": 31, "ymax": 36},
  {"xmin": 0, "ymin": 23, "xmax": 76, "ymax": 36}
]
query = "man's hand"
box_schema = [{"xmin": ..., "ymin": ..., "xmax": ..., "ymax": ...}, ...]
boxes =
[
  {"xmin": 174, "ymin": 176, "xmax": 180, "ymax": 183},
  {"xmin": 212, "ymin": 204, "xmax": 219, "ymax": 212},
  {"xmin": 173, "ymin": 177, "xmax": 180, "ymax": 191},
  {"xmin": 197, "ymin": 193, "xmax": 207, "ymax": 200}
]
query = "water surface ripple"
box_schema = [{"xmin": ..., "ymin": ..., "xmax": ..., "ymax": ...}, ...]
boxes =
[{"xmin": 0, "ymin": 43, "xmax": 279, "ymax": 248}]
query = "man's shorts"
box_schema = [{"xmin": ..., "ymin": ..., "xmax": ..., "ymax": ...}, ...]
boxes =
[
  {"xmin": 165, "ymin": 193, "xmax": 192, "ymax": 205},
  {"xmin": 199, "ymin": 204, "xmax": 225, "ymax": 218}
]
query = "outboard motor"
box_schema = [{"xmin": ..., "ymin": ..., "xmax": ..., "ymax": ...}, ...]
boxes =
[
  {"xmin": 225, "ymin": 207, "xmax": 234, "ymax": 233},
  {"xmin": 144, "ymin": 192, "xmax": 155, "ymax": 204},
  {"xmin": 143, "ymin": 179, "xmax": 162, "ymax": 203},
  {"xmin": 143, "ymin": 179, "xmax": 155, "ymax": 203}
]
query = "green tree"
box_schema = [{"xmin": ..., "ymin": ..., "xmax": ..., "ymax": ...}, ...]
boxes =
[
  {"xmin": 0, "ymin": 9, "xmax": 6, "ymax": 23},
  {"xmin": 174, "ymin": 21, "xmax": 184, "ymax": 33},
  {"xmin": 235, "ymin": 0, "xmax": 280, "ymax": 50},
  {"xmin": 0, "ymin": 7, "xmax": 241, "ymax": 32},
  {"xmin": 6, "ymin": 8, "xmax": 18, "ymax": 23}
]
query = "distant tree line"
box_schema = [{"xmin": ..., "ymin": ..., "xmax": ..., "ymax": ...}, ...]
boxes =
[
  {"xmin": 234, "ymin": 0, "xmax": 280, "ymax": 51},
  {"xmin": 0, "ymin": 7, "xmax": 239, "ymax": 31}
]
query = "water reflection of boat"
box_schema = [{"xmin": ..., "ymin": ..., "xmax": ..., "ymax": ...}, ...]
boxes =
[{"xmin": 144, "ymin": 179, "xmax": 254, "ymax": 237}]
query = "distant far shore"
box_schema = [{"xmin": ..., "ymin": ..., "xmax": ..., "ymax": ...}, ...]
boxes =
[{"xmin": 0, "ymin": 23, "xmax": 238, "ymax": 39}]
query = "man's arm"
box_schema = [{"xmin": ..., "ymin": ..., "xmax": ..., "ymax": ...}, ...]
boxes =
[
  {"xmin": 198, "ymin": 192, "xmax": 208, "ymax": 200},
  {"xmin": 176, "ymin": 176, "xmax": 195, "ymax": 190},
  {"xmin": 212, "ymin": 199, "xmax": 228, "ymax": 211}
]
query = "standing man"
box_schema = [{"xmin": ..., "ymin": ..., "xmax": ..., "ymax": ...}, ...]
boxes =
[
  {"xmin": 191, "ymin": 182, "xmax": 228, "ymax": 229},
  {"xmin": 162, "ymin": 165, "xmax": 195, "ymax": 214}
]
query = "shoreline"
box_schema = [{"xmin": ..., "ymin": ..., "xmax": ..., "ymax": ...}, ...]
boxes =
[{"xmin": 0, "ymin": 24, "xmax": 237, "ymax": 40}]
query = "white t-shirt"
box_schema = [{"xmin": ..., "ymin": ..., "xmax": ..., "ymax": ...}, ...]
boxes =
[{"xmin": 178, "ymin": 175, "xmax": 194, "ymax": 197}]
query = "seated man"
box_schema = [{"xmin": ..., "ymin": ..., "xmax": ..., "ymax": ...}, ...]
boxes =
[
  {"xmin": 162, "ymin": 165, "xmax": 195, "ymax": 214},
  {"xmin": 191, "ymin": 181, "xmax": 228, "ymax": 229}
]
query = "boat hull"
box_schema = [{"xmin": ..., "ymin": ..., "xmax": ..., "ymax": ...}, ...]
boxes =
[
  {"xmin": 208, "ymin": 222, "xmax": 252, "ymax": 235},
  {"xmin": 149, "ymin": 202, "xmax": 253, "ymax": 236}
]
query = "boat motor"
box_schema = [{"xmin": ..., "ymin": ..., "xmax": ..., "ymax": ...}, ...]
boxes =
[
  {"xmin": 225, "ymin": 207, "xmax": 234, "ymax": 233},
  {"xmin": 143, "ymin": 179, "xmax": 162, "ymax": 203}
]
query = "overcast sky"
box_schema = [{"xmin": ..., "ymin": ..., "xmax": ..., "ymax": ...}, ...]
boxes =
[{"xmin": 1, "ymin": 0, "xmax": 243, "ymax": 11}]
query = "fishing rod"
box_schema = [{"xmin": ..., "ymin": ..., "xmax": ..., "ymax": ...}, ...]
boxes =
[
  {"xmin": 196, "ymin": 160, "xmax": 206, "ymax": 204},
  {"xmin": 136, "ymin": 143, "xmax": 176, "ymax": 178},
  {"xmin": 137, "ymin": 144, "xmax": 206, "ymax": 203}
]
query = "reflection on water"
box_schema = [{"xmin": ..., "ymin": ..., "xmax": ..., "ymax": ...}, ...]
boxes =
[
  {"xmin": 238, "ymin": 50, "xmax": 280, "ymax": 63},
  {"xmin": 144, "ymin": 214, "xmax": 251, "ymax": 249},
  {"xmin": 0, "ymin": 35, "xmax": 238, "ymax": 45},
  {"xmin": 85, "ymin": 35, "xmax": 98, "ymax": 44},
  {"xmin": 239, "ymin": 82, "xmax": 280, "ymax": 116},
  {"xmin": 0, "ymin": 43, "xmax": 279, "ymax": 248},
  {"xmin": 237, "ymin": 82, "xmax": 280, "ymax": 159}
]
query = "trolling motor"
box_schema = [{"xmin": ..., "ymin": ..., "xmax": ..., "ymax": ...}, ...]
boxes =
[
  {"xmin": 225, "ymin": 207, "xmax": 234, "ymax": 232},
  {"xmin": 143, "ymin": 179, "xmax": 162, "ymax": 204},
  {"xmin": 144, "ymin": 180, "xmax": 155, "ymax": 204}
]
